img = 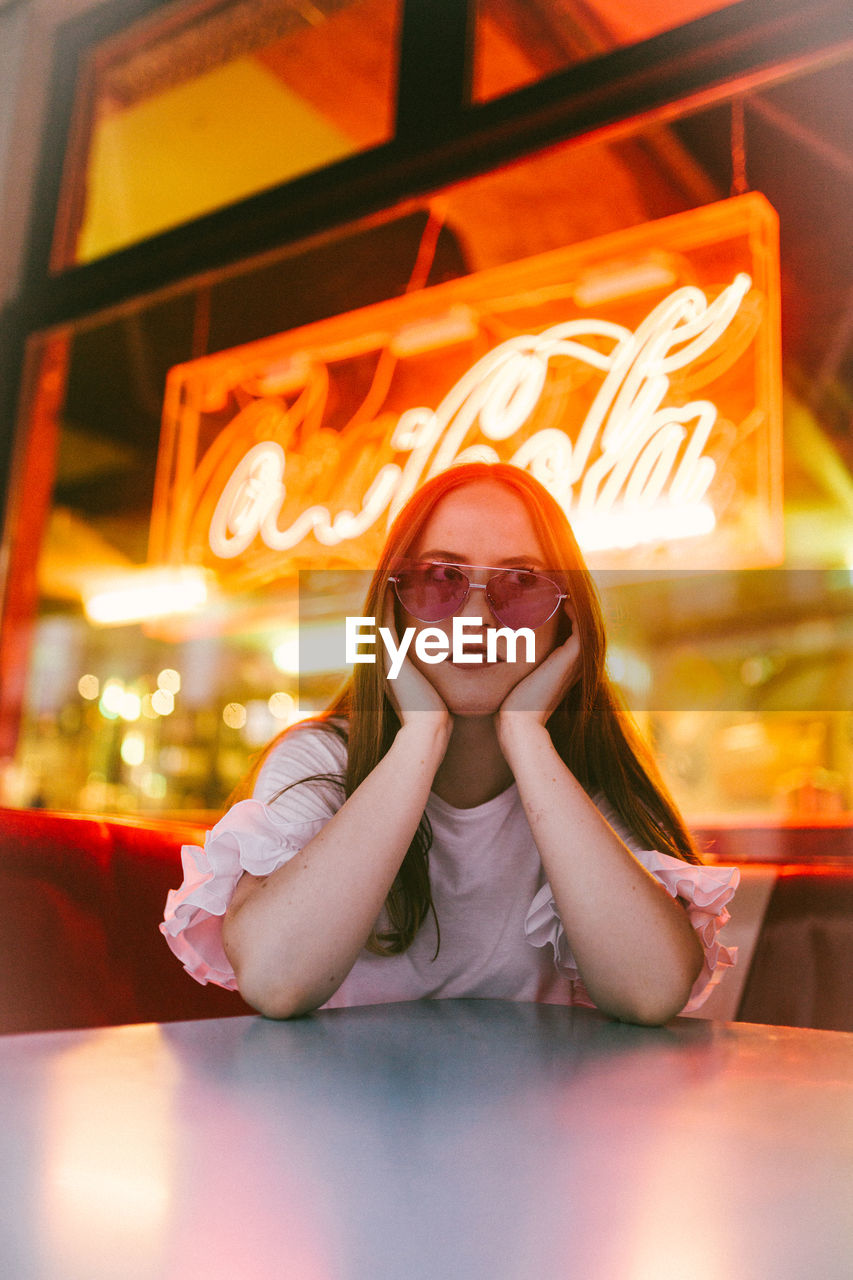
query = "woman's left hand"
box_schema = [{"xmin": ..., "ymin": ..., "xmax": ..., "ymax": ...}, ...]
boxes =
[{"xmin": 496, "ymin": 606, "xmax": 581, "ymax": 728}]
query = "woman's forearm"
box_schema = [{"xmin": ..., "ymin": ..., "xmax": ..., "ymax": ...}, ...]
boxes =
[
  {"xmin": 222, "ymin": 718, "xmax": 450, "ymax": 1018},
  {"xmin": 497, "ymin": 715, "xmax": 703, "ymax": 1025}
]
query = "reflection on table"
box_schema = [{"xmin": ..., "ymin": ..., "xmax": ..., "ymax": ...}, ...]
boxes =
[{"xmin": 0, "ymin": 1000, "xmax": 851, "ymax": 1279}]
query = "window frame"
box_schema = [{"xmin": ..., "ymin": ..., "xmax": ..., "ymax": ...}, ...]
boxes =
[{"xmin": 1, "ymin": 0, "xmax": 851, "ymax": 512}]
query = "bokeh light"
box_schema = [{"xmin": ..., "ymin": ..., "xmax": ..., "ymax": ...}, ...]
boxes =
[
  {"xmin": 268, "ymin": 691, "xmax": 295, "ymax": 721},
  {"xmin": 223, "ymin": 702, "xmax": 247, "ymax": 729},
  {"xmin": 100, "ymin": 679, "xmax": 125, "ymax": 716},
  {"xmin": 78, "ymin": 674, "xmax": 100, "ymax": 700},
  {"xmin": 120, "ymin": 732, "xmax": 145, "ymax": 766},
  {"xmin": 157, "ymin": 669, "xmax": 181, "ymax": 694},
  {"xmin": 151, "ymin": 689, "xmax": 174, "ymax": 716},
  {"xmin": 119, "ymin": 691, "xmax": 142, "ymax": 722}
]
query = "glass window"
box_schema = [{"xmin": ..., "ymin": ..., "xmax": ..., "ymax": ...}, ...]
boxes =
[
  {"xmin": 473, "ymin": 0, "xmax": 746, "ymax": 103},
  {"xmin": 1, "ymin": 206, "xmax": 465, "ymax": 815},
  {"xmin": 52, "ymin": 0, "xmax": 402, "ymax": 268},
  {"xmin": 4, "ymin": 52, "xmax": 851, "ymax": 834}
]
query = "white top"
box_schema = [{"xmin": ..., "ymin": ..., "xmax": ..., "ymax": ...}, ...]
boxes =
[{"xmin": 161, "ymin": 722, "xmax": 739, "ymax": 1013}]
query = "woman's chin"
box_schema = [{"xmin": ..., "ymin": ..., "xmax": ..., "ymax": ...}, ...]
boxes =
[
  {"xmin": 444, "ymin": 693, "xmax": 505, "ymax": 718},
  {"xmin": 429, "ymin": 664, "xmax": 532, "ymax": 719}
]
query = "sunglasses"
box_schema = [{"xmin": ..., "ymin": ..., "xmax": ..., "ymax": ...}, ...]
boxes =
[{"xmin": 389, "ymin": 561, "xmax": 568, "ymax": 630}]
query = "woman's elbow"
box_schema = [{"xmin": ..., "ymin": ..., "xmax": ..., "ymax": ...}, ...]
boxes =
[
  {"xmin": 244, "ymin": 988, "xmax": 318, "ymax": 1021},
  {"xmin": 234, "ymin": 962, "xmax": 323, "ymax": 1020},
  {"xmin": 607, "ymin": 988, "xmax": 689, "ymax": 1027},
  {"xmin": 223, "ymin": 921, "xmax": 308, "ymax": 1019},
  {"xmin": 228, "ymin": 938, "xmax": 333, "ymax": 1019},
  {"xmin": 618, "ymin": 990, "xmax": 689, "ymax": 1027},
  {"xmin": 628, "ymin": 955, "xmax": 703, "ymax": 1026},
  {"xmin": 605, "ymin": 951, "xmax": 703, "ymax": 1027}
]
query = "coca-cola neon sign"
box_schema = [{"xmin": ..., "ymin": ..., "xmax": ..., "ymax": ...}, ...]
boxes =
[{"xmin": 151, "ymin": 194, "xmax": 782, "ymax": 584}]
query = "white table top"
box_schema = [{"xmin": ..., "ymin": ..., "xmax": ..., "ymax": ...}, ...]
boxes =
[{"xmin": 1, "ymin": 1000, "xmax": 851, "ymax": 1279}]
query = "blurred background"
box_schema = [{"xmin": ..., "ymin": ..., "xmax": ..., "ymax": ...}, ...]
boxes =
[{"xmin": 0, "ymin": 0, "xmax": 850, "ymax": 831}]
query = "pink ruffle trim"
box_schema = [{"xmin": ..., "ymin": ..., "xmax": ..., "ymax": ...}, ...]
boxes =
[
  {"xmin": 159, "ymin": 799, "xmax": 327, "ymax": 990},
  {"xmin": 524, "ymin": 850, "xmax": 740, "ymax": 1013}
]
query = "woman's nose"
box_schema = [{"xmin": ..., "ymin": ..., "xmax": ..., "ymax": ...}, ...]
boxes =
[{"xmin": 459, "ymin": 581, "xmax": 499, "ymax": 627}]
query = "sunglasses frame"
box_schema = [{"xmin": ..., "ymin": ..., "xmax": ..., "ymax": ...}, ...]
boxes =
[{"xmin": 389, "ymin": 560, "xmax": 569, "ymax": 629}]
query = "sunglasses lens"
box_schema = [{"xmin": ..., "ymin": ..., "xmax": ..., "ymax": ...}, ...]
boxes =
[
  {"xmin": 488, "ymin": 571, "xmax": 563, "ymax": 629},
  {"xmin": 394, "ymin": 564, "xmax": 468, "ymax": 622}
]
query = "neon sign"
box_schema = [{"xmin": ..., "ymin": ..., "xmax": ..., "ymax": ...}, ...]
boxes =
[{"xmin": 151, "ymin": 194, "xmax": 782, "ymax": 584}]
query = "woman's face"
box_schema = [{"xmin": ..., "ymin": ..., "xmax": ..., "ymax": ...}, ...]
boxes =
[{"xmin": 394, "ymin": 481, "xmax": 569, "ymax": 717}]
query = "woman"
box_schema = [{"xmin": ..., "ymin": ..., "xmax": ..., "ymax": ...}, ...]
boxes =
[{"xmin": 162, "ymin": 463, "xmax": 738, "ymax": 1024}]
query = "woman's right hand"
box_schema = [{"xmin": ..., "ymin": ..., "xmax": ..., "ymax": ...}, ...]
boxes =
[
  {"xmin": 381, "ymin": 595, "xmax": 452, "ymax": 737},
  {"xmin": 225, "ymin": 601, "xmax": 454, "ymax": 1017}
]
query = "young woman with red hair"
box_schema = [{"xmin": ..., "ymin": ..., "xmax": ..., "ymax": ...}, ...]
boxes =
[{"xmin": 162, "ymin": 463, "xmax": 738, "ymax": 1024}]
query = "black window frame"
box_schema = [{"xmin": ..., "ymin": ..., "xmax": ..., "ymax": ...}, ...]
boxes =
[{"xmin": 1, "ymin": 0, "xmax": 851, "ymax": 518}]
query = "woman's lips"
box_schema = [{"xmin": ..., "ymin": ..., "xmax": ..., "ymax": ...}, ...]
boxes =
[{"xmin": 448, "ymin": 647, "xmax": 505, "ymax": 668}]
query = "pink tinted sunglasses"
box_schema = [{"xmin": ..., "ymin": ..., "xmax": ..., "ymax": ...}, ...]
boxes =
[{"xmin": 389, "ymin": 561, "xmax": 568, "ymax": 630}]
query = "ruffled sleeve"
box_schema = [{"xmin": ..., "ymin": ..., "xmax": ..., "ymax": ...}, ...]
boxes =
[
  {"xmin": 160, "ymin": 723, "xmax": 347, "ymax": 989},
  {"xmin": 523, "ymin": 793, "xmax": 740, "ymax": 1014}
]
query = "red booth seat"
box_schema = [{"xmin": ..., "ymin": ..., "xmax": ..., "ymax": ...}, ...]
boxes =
[
  {"xmin": 0, "ymin": 808, "xmax": 851, "ymax": 1034},
  {"xmin": 0, "ymin": 807, "xmax": 251, "ymax": 1034},
  {"xmin": 734, "ymin": 864, "xmax": 853, "ymax": 1032},
  {"xmin": 694, "ymin": 819, "xmax": 853, "ymax": 1033}
]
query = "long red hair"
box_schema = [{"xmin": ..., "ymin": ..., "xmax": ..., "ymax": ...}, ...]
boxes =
[{"xmin": 235, "ymin": 462, "xmax": 701, "ymax": 954}]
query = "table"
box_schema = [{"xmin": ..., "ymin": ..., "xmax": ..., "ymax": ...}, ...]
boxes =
[{"xmin": 1, "ymin": 1001, "xmax": 851, "ymax": 1279}]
